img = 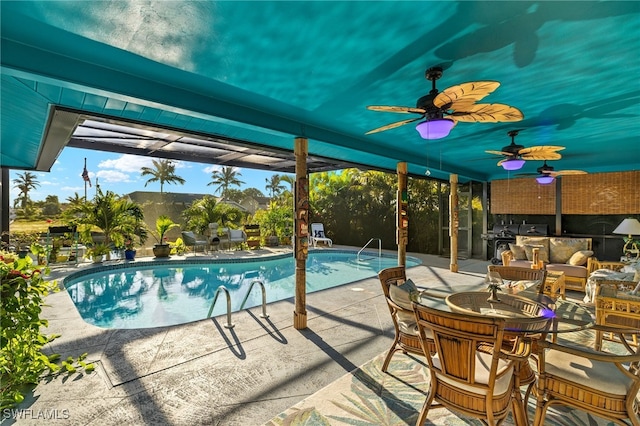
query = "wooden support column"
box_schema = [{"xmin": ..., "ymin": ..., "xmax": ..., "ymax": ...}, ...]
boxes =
[
  {"xmin": 449, "ymin": 174, "xmax": 459, "ymax": 272},
  {"xmin": 397, "ymin": 162, "xmax": 408, "ymax": 266},
  {"xmin": 1, "ymin": 168, "xmax": 10, "ymax": 249},
  {"xmin": 293, "ymin": 137, "xmax": 309, "ymax": 330}
]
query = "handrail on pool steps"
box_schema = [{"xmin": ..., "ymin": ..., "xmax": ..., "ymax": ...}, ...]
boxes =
[
  {"xmin": 357, "ymin": 238, "xmax": 382, "ymax": 261},
  {"xmin": 207, "ymin": 286, "xmax": 234, "ymax": 328},
  {"xmin": 207, "ymin": 281, "xmax": 269, "ymax": 328},
  {"xmin": 240, "ymin": 280, "xmax": 269, "ymax": 319}
]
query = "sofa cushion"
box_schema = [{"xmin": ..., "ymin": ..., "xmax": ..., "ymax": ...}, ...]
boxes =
[
  {"xmin": 517, "ymin": 236, "xmax": 550, "ymax": 254},
  {"xmin": 524, "ymin": 244, "xmax": 549, "ymax": 263},
  {"xmin": 549, "ymin": 238, "xmax": 590, "ymax": 263},
  {"xmin": 567, "ymin": 250, "xmax": 593, "ymax": 266},
  {"xmin": 509, "ymin": 244, "xmax": 528, "ymax": 260},
  {"xmin": 546, "ymin": 263, "xmax": 588, "ymax": 278}
]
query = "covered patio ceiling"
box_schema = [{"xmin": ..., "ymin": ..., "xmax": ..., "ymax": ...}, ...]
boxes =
[{"xmin": 1, "ymin": 1, "xmax": 639, "ymax": 182}]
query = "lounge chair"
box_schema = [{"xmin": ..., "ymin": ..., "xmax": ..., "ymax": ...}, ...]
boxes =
[
  {"xmin": 220, "ymin": 228, "xmax": 246, "ymax": 250},
  {"xmin": 181, "ymin": 231, "xmax": 208, "ymax": 255},
  {"xmin": 310, "ymin": 223, "xmax": 332, "ymax": 247}
]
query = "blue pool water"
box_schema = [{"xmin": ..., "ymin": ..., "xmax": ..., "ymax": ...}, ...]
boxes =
[{"xmin": 64, "ymin": 251, "xmax": 421, "ymax": 329}]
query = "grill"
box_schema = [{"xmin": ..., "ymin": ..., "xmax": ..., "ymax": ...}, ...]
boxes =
[{"xmin": 485, "ymin": 223, "xmax": 549, "ymax": 264}]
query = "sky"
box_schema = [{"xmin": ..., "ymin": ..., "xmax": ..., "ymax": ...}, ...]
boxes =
[{"xmin": 9, "ymin": 147, "xmax": 292, "ymax": 203}]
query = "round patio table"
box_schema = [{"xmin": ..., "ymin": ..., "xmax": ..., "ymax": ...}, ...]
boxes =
[
  {"xmin": 416, "ymin": 287, "xmax": 594, "ymax": 333},
  {"xmin": 414, "ymin": 287, "xmax": 594, "ymax": 426}
]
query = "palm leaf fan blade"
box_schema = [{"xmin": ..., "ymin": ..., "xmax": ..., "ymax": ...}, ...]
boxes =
[
  {"xmin": 367, "ymin": 105, "xmax": 426, "ymax": 114},
  {"xmin": 521, "ymin": 152, "xmax": 563, "ymax": 160},
  {"xmin": 519, "ymin": 146, "xmax": 566, "ymax": 154},
  {"xmin": 365, "ymin": 117, "xmax": 422, "ymax": 135},
  {"xmin": 433, "ymin": 81, "xmax": 500, "ymax": 107},
  {"xmin": 551, "ymin": 170, "xmax": 587, "ymax": 176},
  {"xmin": 450, "ymin": 103, "xmax": 524, "ymax": 123}
]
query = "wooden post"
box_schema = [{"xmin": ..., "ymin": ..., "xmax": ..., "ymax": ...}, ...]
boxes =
[
  {"xmin": 449, "ymin": 174, "xmax": 459, "ymax": 272},
  {"xmin": 293, "ymin": 137, "xmax": 308, "ymax": 330},
  {"xmin": 397, "ymin": 162, "xmax": 408, "ymax": 266}
]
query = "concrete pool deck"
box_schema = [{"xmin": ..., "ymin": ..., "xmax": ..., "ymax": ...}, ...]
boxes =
[{"xmin": 12, "ymin": 246, "xmax": 494, "ymax": 425}]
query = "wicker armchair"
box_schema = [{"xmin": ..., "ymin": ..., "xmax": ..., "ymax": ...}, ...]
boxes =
[
  {"xmin": 533, "ymin": 325, "xmax": 640, "ymax": 426},
  {"xmin": 378, "ymin": 267, "xmax": 432, "ymax": 372},
  {"xmin": 594, "ymin": 279, "xmax": 640, "ymax": 350},
  {"xmin": 412, "ymin": 303, "xmax": 533, "ymax": 426},
  {"xmin": 587, "ymin": 257, "xmax": 626, "ymax": 275}
]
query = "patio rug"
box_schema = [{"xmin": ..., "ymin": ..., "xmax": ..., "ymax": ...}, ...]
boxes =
[{"xmin": 265, "ymin": 329, "xmax": 627, "ymax": 426}]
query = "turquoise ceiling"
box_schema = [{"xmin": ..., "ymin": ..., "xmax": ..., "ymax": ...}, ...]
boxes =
[{"xmin": 1, "ymin": 1, "xmax": 639, "ymax": 182}]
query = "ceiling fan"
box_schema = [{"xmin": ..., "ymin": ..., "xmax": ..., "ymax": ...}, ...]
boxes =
[
  {"xmin": 365, "ymin": 66, "xmax": 524, "ymax": 140},
  {"xmin": 519, "ymin": 160, "xmax": 587, "ymax": 184},
  {"xmin": 485, "ymin": 130, "xmax": 565, "ymax": 171}
]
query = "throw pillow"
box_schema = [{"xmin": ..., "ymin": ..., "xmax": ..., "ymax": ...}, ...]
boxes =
[
  {"xmin": 518, "ymin": 236, "xmax": 550, "ymax": 255},
  {"xmin": 388, "ymin": 279, "xmax": 418, "ymax": 311},
  {"xmin": 549, "ymin": 238, "xmax": 590, "ymax": 264},
  {"xmin": 567, "ymin": 250, "xmax": 594, "ymax": 266},
  {"xmin": 508, "ymin": 243, "xmax": 527, "ymax": 260},
  {"xmin": 523, "ymin": 244, "xmax": 549, "ymax": 263}
]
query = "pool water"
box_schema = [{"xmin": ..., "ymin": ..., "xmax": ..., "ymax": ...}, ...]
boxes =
[{"xmin": 64, "ymin": 251, "xmax": 420, "ymax": 329}]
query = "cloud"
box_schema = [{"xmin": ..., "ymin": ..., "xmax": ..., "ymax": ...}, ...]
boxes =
[
  {"xmin": 98, "ymin": 155, "xmax": 154, "ymax": 172},
  {"xmin": 60, "ymin": 186, "xmax": 84, "ymax": 192},
  {"xmin": 203, "ymin": 165, "xmax": 221, "ymax": 174},
  {"xmin": 95, "ymin": 170, "xmax": 131, "ymax": 183}
]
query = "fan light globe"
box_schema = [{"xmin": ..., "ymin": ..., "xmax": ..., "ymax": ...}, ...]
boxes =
[
  {"xmin": 536, "ymin": 175, "xmax": 555, "ymax": 185},
  {"xmin": 501, "ymin": 158, "xmax": 526, "ymax": 171},
  {"xmin": 416, "ymin": 119, "xmax": 455, "ymax": 140}
]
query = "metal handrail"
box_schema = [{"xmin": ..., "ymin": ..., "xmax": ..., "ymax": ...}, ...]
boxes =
[
  {"xmin": 207, "ymin": 285, "xmax": 234, "ymax": 328},
  {"xmin": 357, "ymin": 238, "xmax": 382, "ymax": 261},
  {"xmin": 239, "ymin": 280, "xmax": 269, "ymax": 318}
]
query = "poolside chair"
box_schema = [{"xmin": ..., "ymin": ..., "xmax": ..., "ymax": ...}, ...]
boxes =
[
  {"xmin": 377, "ymin": 267, "xmax": 432, "ymax": 372},
  {"xmin": 181, "ymin": 231, "xmax": 208, "ymax": 255},
  {"xmin": 310, "ymin": 223, "xmax": 332, "ymax": 247},
  {"xmin": 413, "ymin": 302, "xmax": 533, "ymax": 426},
  {"xmin": 225, "ymin": 229, "xmax": 247, "ymax": 250}
]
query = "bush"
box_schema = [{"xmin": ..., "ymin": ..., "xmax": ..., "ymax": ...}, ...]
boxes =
[{"xmin": 0, "ymin": 254, "xmax": 94, "ymax": 408}]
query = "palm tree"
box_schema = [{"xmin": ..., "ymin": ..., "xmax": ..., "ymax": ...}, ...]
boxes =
[
  {"xmin": 66, "ymin": 192, "xmax": 85, "ymax": 208},
  {"xmin": 208, "ymin": 166, "xmax": 244, "ymax": 198},
  {"xmin": 12, "ymin": 172, "xmax": 40, "ymax": 209},
  {"xmin": 71, "ymin": 189, "xmax": 146, "ymax": 251},
  {"xmin": 140, "ymin": 159, "xmax": 185, "ymax": 193},
  {"xmin": 265, "ymin": 175, "xmax": 286, "ymax": 198}
]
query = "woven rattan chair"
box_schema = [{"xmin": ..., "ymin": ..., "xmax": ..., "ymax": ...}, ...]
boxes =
[
  {"xmin": 594, "ymin": 279, "xmax": 640, "ymax": 350},
  {"xmin": 412, "ymin": 303, "xmax": 532, "ymax": 426},
  {"xmin": 587, "ymin": 257, "xmax": 626, "ymax": 275},
  {"xmin": 487, "ymin": 265, "xmax": 547, "ymax": 293},
  {"xmin": 533, "ymin": 325, "xmax": 640, "ymax": 426},
  {"xmin": 378, "ymin": 267, "xmax": 432, "ymax": 372}
]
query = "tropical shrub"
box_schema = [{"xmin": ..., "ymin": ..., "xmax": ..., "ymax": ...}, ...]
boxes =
[{"xmin": 0, "ymin": 254, "xmax": 94, "ymax": 408}]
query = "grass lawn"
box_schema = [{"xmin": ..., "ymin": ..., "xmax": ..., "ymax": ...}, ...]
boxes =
[{"xmin": 9, "ymin": 219, "xmax": 67, "ymax": 234}]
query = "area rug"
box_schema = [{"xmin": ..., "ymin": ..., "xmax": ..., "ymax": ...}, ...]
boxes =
[{"xmin": 265, "ymin": 329, "xmax": 625, "ymax": 425}]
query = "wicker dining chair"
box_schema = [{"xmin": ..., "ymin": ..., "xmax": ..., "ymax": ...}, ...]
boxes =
[
  {"xmin": 412, "ymin": 303, "xmax": 532, "ymax": 426},
  {"xmin": 378, "ymin": 267, "xmax": 433, "ymax": 372},
  {"xmin": 486, "ymin": 264, "xmax": 548, "ymax": 400},
  {"xmin": 487, "ymin": 265, "xmax": 547, "ymax": 293},
  {"xmin": 533, "ymin": 325, "xmax": 640, "ymax": 426}
]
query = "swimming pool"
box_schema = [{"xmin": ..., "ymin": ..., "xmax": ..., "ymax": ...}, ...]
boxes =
[{"xmin": 64, "ymin": 250, "xmax": 421, "ymax": 329}]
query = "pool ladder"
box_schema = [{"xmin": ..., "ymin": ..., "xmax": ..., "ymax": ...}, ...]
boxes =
[
  {"xmin": 206, "ymin": 280, "xmax": 269, "ymax": 328},
  {"xmin": 357, "ymin": 238, "xmax": 382, "ymax": 261}
]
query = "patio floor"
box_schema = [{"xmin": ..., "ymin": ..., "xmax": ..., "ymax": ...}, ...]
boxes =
[{"xmin": 11, "ymin": 247, "xmax": 570, "ymax": 425}]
